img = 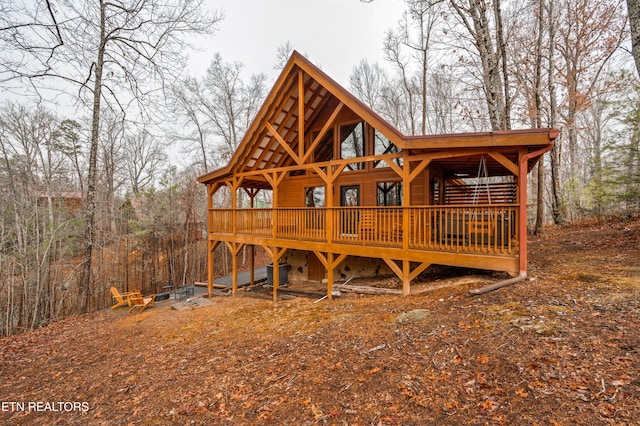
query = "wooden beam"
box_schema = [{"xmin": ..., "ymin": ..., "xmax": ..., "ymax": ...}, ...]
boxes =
[
  {"xmin": 313, "ymin": 250, "xmax": 328, "ymax": 268},
  {"xmin": 325, "ymin": 252, "xmax": 339, "ymax": 300},
  {"xmin": 402, "ymin": 260, "xmax": 410, "ymax": 295},
  {"xmin": 409, "ymin": 158, "xmax": 432, "ymax": 183},
  {"xmin": 383, "ymin": 258, "xmax": 403, "ymax": 279},
  {"xmin": 329, "ymin": 162, "xmax": 348, "ymax": 183},
  {"xmin": 234, "ymin": 150, "xmax": 405, "ymax": 181},
  {"xmin": 396, "ymin": 130, "xmax": 553, "ymax": 150},
  {"xmin": 488, "ymin": 151, "xmax": 519, "ymax": 176},
  {"xmin": 298, "ymin": 69, "xmax": 305, "ymax": 159},
  {"xmin": 386, "ymin": 158, "xmax": 403, "ymax": 178},
  {"xmin": 408, "ymin": 261, "xmax": 431, "ymax": 282},
  {"xmin": 266, "ymin": 121, "xmax": 301, "ymax": 164},
  {"xmin": 301, "ymin": 102, "xmax": 345, "ymax": 164}
]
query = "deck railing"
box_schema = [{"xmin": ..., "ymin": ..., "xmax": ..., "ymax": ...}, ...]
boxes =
[{"xmin": 209, "ymin": 205, "xmax": 518, "ymax": 255}]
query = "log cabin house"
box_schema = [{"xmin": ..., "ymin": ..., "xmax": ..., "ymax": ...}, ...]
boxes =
[{"xmin": 198, "ymin": 51, "xmax": 557, "ymax": 300}]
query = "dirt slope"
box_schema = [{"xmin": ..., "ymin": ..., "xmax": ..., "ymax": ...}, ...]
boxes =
[{"xmin": 1, "ymin": 218, "xmax": 639, "ymax": 425}]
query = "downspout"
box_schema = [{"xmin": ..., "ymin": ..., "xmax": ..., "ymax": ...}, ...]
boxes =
[{"xmin": 470, "ymin": 140, "xmax": 555, "ymax": 295}]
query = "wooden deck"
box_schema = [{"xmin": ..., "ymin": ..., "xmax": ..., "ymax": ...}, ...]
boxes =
[{"xmin": 208, "ymin": 205, "xmax": 520, "ymax": 276}]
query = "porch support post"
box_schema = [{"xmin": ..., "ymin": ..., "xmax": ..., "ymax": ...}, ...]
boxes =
[
  {"xmin": 228, "ymin": 177, "xmax": 243, "ymax": 238},
  {"xmin": 264, "ymin": 171, "xmax": 286, "ymax": 239},
  {"xmin": 232, "ymin": 245, "xmax": 238, "ymax": 296},
  {"xmin": 313, "ymin": 251, "xmax": 347, "ymax": 300},
  {"xmin": 206, "ymin": 184, "xmax": 222, "ymax": 297},
  {"xmin": 207, "ymin": 240, "xmax": 220, "ymax": 297},
  {"xmin": 264, "ymin": 246, "xmax": 287, "ymax": 302},
  {"xmin": 250, "ymin": 246, "xmax": 255, "ymax": 286},
  {"xmin": 273, "ymin": 255, "xmax": 280, "ymax": 302},
  {"xmin": 247, "ymin": 190, "xmax": 258, "ymax": 286},
  {"xmin": 313, "ymin": 163, "xmax": 347, "ymax": 245},
  {"xmin": 517, "ymin": 144, "xmax": 554, "ymax": 277},
  {"xmin": 402, "ymin": 156, "xmax": 432, "ymax": 251},
  {"xmin": 383, "ymin": 258, "xmax": 431, "ymax": 296},
  {"xmin": 402, "ymin": 157, "xmax": 411, "ymax": 251},
  {"xmin": 224, "ymin": 242, "xmax": 244, "ymax": 296}
]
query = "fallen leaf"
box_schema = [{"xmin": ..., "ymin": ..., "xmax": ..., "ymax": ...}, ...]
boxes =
[
  {"xmin": 476, "ymin": 355, "xmax": 489, "ymax": 365},
  {"xmin": 366, "ymin": 367, "xmax": 381, "ymax": 375},
  {"xmin": 480, "ymin": 398, "xmax": 499, "ymax": 412}
]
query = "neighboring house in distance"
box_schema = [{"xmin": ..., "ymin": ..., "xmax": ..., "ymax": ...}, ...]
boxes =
[
  {"xmin": 36, "ymin": 191, "xmax": 83, "ymax": 215},
  {"xmin": 198, "ymin": 51, "xmax": 557, "ymax": 300}
]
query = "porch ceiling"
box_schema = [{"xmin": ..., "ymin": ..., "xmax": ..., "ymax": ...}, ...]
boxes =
[{"xmin": 234, "ymin": 70, "xmax": 333, "ymax": 175}]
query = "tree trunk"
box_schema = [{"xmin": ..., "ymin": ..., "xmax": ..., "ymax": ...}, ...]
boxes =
[
  {"xmin": 79, "ymin": 1, "xmax": 106, "ymax": 313},
  {"xmin": 628, "ymin": 0, "xmax": 640, "ymax": 76},
  {"xmin": 494, "ymin": 0, "xmax": 511, "ymax": 129},
  {"xmin": 533, "ymin": 0, "xmax": 545, "ymax": 235},
  {"xmin": 547, "ymin": 0, "xmax": 564, "ymax": 224}
]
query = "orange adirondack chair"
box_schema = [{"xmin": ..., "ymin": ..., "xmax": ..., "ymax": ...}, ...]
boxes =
[
  {"xmin": 128, "ymin": 291, "xmax": 156, "ymax": 314},
  {"xmin": 110, "ymin": 287, "xmax": 132, "ymax": 309}
]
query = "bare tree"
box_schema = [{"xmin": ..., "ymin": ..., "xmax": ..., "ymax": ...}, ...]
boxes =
[
  {"xmin": 384, "ymin": 28, "xmax": 419, "ymax": 135},
  {"xmin": 178, "ymin": 53, "xmax": 267, "ymax": 167},
  {"xmin": 169, "ymin": 78, "xmax": 213, "ymax": 173},
  {"xmin": 274, "ymin": 41, "xmax": 295, "ymax": 71},
  {"xmin": 391, "ymin": 0, "xmax": 440, "ymax": 134},
  {"xmin": 99, "ymin": 111, "xmax": 127, "ymax": 236},
  {"xmin": 125, "ymin": 129, "xmax": 167, "ymax": 196},
  {"xmin": 350, "ymin": 59, "xmax": 387, "ymax": 111},
  {"xmin": 533, "ymin": 0, "xmax": 546, "ymax": 235},
  {"xmin": 0, "ymin": 103, "xmax": 79, "ymax": 333},
  {"xmin": 58, "ymin": 119, "xmax": 86, "ymax": 194},
  {"xmin": 0, "ymin": 0, "xmax": 221, "ymax": 311},
  {"xmin": 448, "ymin": 0, "xmax": 510, "ymax": 130},
  {"xmin": 555, "ymin": 0, "xmax": 628, "ymax": 218}
]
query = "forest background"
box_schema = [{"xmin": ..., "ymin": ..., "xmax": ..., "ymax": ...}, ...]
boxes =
[{"xmin": 0, "ymin": 0, "xmax": 637, "ymax": 337}]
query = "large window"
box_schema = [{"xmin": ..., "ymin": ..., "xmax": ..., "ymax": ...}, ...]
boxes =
[
  {"xmin": 377, "ymin": 181, "xmax": 403, "ymax": 206},
  {"xmin": 340, "ymin": 122, "xmax": 365, "ymax": 170},
  {"xmin": 373, "ymin": 129, "xmax": 402, "ymax": 168}
]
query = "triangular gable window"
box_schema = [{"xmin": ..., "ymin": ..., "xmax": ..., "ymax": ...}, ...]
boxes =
[
  {"xmin": 373, "ymin": 128, "xmax": 402, "ymax": 168},
  {"xmin": 340, "ymin": 122, "xmax": 366, "ymax": 170}
]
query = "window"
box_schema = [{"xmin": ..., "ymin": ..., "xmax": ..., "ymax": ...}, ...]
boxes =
[
  {"xmin": 340, "ymin": 185, "xmax": 360, "ymax": 207},
  {"xmin": 373, "ymin": 129, "xmax": 402, "ymax": 168},
  {"xmin": 312, "ymin": 130, "xmax": 334, "ymax": 163},
  {"xmin": 340, "ymin": 185, "xmax": 360, "ymax": 235},
  {"xmin": 305, "ymin": 186, "xmax": 325, "ymax": 207},
  {"xmin": 377, "ymin": 182, "xmax": 403, "ymax": 206},
  {"xmin": 340, "ymin": 122, "xmax": 365, "ymax": 170}
]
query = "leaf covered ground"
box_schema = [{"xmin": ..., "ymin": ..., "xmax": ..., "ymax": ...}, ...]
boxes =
[{"xmin": 1, "ymin": 217, "xmax": 639, "ymax": 425}]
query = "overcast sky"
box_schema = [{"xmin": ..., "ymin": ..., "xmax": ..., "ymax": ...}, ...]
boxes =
[{"xmin": 188, "ymin": 0, "xmax": 405, "ymax": 87}]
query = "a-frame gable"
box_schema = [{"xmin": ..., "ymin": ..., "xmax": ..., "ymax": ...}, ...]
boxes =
[{"xmin": 197, "ymin": 51, "xmax": 403, "ymax": 184}]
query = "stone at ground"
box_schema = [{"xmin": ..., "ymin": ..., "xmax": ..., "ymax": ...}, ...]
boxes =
[{"xmin": 170, "ymin": 297, "xmax": 214, "ymax": 311}]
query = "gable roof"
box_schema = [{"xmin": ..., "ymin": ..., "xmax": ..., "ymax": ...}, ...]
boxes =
[
  {"xmin": 198, "ymin": 51, "xmax": 557, "ymax": 185},
  {"xmin": 197, "ymin": 51, "xmax": 404, "ymax": 185}
]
